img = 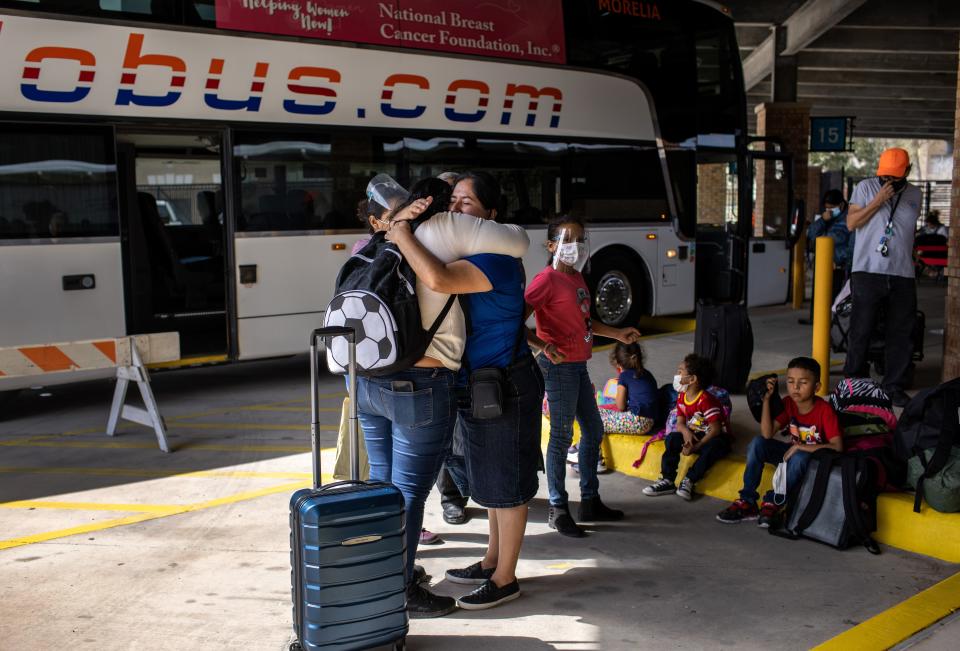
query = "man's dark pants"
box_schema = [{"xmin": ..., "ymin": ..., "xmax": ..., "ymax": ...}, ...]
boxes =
[{"xmin": 842, "ymin": 271, "xmax": 916, "ymax": 391}]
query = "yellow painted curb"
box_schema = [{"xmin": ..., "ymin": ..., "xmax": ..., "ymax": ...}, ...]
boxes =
[
  {"xmin": 541, "ymin": 419, "xmax": 773, "ymax": 504},
  {"xmin": 812, "ymin": 571, "xmax": 960, "ymax": 651},
  {"xmin": 544, "ymin": 417, "xmax": 960, "ymax": 563}
]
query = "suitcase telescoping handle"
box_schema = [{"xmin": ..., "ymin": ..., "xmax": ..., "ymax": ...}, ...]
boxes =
[{"xmin": 310, "ymin": 327, "xmax": 359, "ymax": 490}]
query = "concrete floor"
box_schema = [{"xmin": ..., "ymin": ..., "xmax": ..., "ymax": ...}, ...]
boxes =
[{"xmin": 1, "ymin": 282, "xmax": 956, "ymax": 650}]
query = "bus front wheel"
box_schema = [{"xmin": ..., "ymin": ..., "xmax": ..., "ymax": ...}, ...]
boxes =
[{"xmin": 588, "ymin": 253, "xmax": 647, "ymax": 328}]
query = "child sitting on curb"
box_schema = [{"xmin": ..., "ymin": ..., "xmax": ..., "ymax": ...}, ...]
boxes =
[
  {"xmin": 642, "ymin": 354, "xmax": 731, "ymax": 501},
  {"xmin": 598, "ymin": 342, "xmax": 657, "ymax": 434},
  {"xmin": 717, "ymin": 357, "xmax": 843, "ymax": 527}
]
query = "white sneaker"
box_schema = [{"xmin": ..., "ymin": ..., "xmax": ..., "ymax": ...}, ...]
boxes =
[
  {"xmin": 566, "ymin": 445, "xmax": 579, "ymax": 464},
  {"xmin": 676, "ymin": 478, "xmax": 694, "ymax": 501},
  {"xmin": 642, "ymin": 478, "xmax": 676, "ymax": 496},
  {"xmin": 597, "ymin": 454, "xmax": 609, "ymax": 474}
]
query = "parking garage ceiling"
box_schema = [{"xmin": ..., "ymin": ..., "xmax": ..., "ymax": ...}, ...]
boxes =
[{"xmin": 727, "ymin": 0, "xmax": 960, "ymax": 141}]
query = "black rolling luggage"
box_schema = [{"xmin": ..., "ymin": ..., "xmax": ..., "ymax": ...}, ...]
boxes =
[
  {"xmin": 694, "ymin": 301, "xmax": 754, "ymax": 393},
  {"xmin": 289, "ymin": 327, "xmax": 408, "ymax": 651}
]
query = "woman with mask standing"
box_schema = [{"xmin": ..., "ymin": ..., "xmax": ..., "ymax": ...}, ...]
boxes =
[{"xmin": 525, "ymin": 215, "xmax": 641, "ymax": 538}]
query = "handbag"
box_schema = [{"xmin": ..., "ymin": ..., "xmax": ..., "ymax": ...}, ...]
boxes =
[{"xmin": 467, "ymin": 322, "xmax": 526, "ymax": 420}]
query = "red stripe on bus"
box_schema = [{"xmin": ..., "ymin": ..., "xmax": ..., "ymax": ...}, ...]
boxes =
[
  {"xmin": 171, "ymin": 76, "xmax": 185, "ymax": 87},
  {"xmin": 205, "ymin": 78, "xmax": 220, "ymax": 90},
  {"xmin": 18, "ymin": 346, "xmax": 78, "ymax": 373},
  {"xmin": 121, "ymin": 73, "xmax": 136, "ymax": 85},
  {"xmin": 287, "ymin": 84, "xmax": 336, "ymax": 97},
  {"xmin": 250, "ymin": 81, "xmax": 265, "ymax": 93},
  {"xmin": 79, "ymin": 70, "xmax": 95, "ymax": 83},
  {"xmin": 22, "ymin": 67, "xmax": 40, "ymax": 79}
]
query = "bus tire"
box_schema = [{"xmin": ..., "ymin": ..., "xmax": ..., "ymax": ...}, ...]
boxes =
[
  {"xmin": 587, "ymin": 251, "xmax": 649, "ymax": 327},
  {"xmin": 0, "ymin": 390, "xmax": 21, "ymax": 419}
]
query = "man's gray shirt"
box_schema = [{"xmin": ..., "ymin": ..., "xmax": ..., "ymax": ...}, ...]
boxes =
[{"xmin": 849, "ymin": 177, "xmax": 920, "ymax": 278}]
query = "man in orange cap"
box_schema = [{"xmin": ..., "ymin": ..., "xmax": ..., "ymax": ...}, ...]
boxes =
[{"xmin": 843, "ymin": 148, "xmax": 921, "ymax": 406}]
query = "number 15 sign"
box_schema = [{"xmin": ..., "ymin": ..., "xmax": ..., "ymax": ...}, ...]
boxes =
[{"xmin": 810, "ymin": 116, "xmax": 853, "ymax": 152}]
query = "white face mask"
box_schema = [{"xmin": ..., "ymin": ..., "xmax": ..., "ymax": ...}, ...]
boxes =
[
  {"xmin": 557, "ymin": 242, "xmax": 583, "ymax": 266},
  {"xmin": 673, "ymin": 374, "xmax": 688, "ymax": 393}
]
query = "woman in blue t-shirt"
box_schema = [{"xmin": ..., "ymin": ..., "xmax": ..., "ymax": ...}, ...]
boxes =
[{"xmin": 387, "ymin": 171, "xmax": 542, "ymax": 612}]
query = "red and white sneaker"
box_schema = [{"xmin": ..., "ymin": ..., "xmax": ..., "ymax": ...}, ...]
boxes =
[{"xmin": 716, "ymin": 499, "xmax": 760, "ymax": 524}]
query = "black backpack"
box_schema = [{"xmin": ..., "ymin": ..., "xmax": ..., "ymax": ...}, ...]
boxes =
[
  {"xmin": 894, "ymin": 377, "xmax": 960, "ymax": 512},
  {"xmin": 746, "ymin": 374, "xmax": 784, "ymax": 423},
  {"xmin": 322, "ymin": 224, "xmax": 454, "ymax": 376}
]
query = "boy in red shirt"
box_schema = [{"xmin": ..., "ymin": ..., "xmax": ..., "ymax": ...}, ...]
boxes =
[
  {"xmin": 717, "ymin": 357, "xmax": 843, "ymax": 527},
  {"xmin": 643, "ymin": 354, "xmax": 731, "ymax": 500}
]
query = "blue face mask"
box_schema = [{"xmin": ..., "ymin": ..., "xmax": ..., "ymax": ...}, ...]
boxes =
[{"xmin": 831, "ymin": 206, "xmax": 842, "ymax": 218}]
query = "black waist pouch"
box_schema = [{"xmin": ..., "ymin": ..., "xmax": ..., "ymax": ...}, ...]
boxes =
[{"xmin": 469, "ymin": 368, "xmax": 504, "ymax": 420}]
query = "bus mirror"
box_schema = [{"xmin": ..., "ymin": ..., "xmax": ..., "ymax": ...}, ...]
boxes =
[{"xmin": 787, "ymin": 199, "xmax": 806, "ymax": 248}]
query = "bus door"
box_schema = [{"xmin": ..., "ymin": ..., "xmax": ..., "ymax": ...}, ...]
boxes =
[
  {"xmin": 115, "ymin": 130, "xmax": 228, "ymax": 359},
  {"xmin": 745, "ymin": 147, "xmax": 793, "ymax": 307}
]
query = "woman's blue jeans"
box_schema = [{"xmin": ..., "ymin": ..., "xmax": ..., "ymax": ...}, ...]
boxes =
[
  {"xmin": 538, "ymin": 357, "xmax": 603, "ymax": 508},
  {"xmin": 356, "ymin": 367, "xmax": 456, "ymax": 583}
]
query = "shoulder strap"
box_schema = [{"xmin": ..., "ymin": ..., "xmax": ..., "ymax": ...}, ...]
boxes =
[
  {"xmin": 426, "ymin": 294, "xmax": 457, "ymax": 343},
  {"xmin": 793, "ymin": 450, "xmax": 840, "ymax": 535},
  {"xmin": 840, "ymin": 456, "xmax": 869, "ymax": 541}
]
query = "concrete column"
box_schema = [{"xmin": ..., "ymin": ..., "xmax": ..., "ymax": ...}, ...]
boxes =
[
  {"xmin": 753, "ymin": 102, "xmax": 811, "ymax": 238},
  {"xmin": 944, "ymin": 49, "xmax": 960, "ymax": 380},
  {"xmin": 697, "ymin": 163, "xmax": 728, "ymax": 226}
]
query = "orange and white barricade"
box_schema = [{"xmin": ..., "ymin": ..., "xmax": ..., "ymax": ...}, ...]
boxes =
[{"xmin": 0, "ymin": 333, "xmax": 180, "ymax": 452}]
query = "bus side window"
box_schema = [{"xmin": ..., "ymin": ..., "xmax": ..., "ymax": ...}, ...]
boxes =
[{"xmin": 0, "ymin": 124, "xmax": 118, "ymax": 240}]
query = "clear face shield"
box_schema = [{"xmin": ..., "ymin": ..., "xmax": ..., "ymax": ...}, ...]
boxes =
[
  {"xmin": 551, "ymin": 227, "xmax": 590, "ymax": 272},
  {"xmin": 365, "ymin": 173, "xmax": 410, "ymax": 223}
]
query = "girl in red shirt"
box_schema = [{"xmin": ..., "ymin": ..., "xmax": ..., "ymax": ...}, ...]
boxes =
[{"xmin": 525, "ymin": 216, "xmax": 640, "ymax": 537}]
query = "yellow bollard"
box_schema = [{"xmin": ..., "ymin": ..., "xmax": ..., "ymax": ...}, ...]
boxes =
[{"xmin": 812, "ymin": 236, "xmax": 834, "ymax": 395}]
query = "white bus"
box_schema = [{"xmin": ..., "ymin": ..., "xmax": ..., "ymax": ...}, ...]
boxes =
[{"xmin": 0, "ymin": 1, "xmax": 787, "ymax": 399}]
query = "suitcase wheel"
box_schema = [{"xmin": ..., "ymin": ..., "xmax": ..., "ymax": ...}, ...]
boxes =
[
  {"xmin": 394, "ymin": 638, "xmax": 406, "ymax": 651},
  {"xmin": 290, "ymin": 643, "xmax": 303, "ymax": 651}
]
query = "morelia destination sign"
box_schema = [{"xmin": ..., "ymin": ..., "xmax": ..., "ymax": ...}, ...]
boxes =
[{"xmin": 215, "ymin": 1, "xmax": 567, "ymax": 64}]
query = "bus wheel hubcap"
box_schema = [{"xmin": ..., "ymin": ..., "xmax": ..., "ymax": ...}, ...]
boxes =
[{"xmin": 596, "ymin": 271, "xmax": 632, "ymax": 326}]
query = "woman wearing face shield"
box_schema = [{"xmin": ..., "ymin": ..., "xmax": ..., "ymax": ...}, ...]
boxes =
[
  {"xmin": 387, "ymin": 171, "xmax": 543, "ymax": 611},
  {"xmin": 525, "ymin": 215, "xmax": 641, "ymax": 538},
  {"xmin": 356, "ymin": 174, "xmax": 530, "ymax": 618}
]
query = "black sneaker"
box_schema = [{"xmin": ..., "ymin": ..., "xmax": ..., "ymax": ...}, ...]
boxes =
[
  {"xmin": 413, "ymin": 564, "xmax": 430, "ymax": 584},
  {"xmin": 445, "ymin": 561, "xmax": 496, "ymax": 585},
  {"xmin": 757, "ymin": 502, "xmax": 782, "ymax": 529},
  {"xmin": 457, "ymin": 579, "xmax": 521, "ymax": 610},
  {"xmin": 642, "ymin": 478, "xmax": 676, "ymax": 497},
  {"xmin": 548, "ymin": 505, "xmax": 586, "ymax": 537},
  {"xmin": 406, "ymin": 582, "xmax": 457, "ymax": 619},
  {"xmin": 442, "ymin": 502, "xmax": 468, "ymax": 525},
  {"xmin": 716, "ymin": 499, "xmax": 759, "ymax": 524},
  {"xmin": 578, "ymin": 496, "xmax": 624, "ymax": 522}
]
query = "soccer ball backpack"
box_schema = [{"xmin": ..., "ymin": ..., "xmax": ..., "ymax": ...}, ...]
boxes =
[{"xmin": 322, "ymin": 226, "xmax": 454, "ymax": 376}]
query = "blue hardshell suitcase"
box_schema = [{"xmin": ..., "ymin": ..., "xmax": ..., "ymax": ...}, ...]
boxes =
[{"xmin": 290, "ymin": 327, "xmax": 408, "ymax": 651}]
